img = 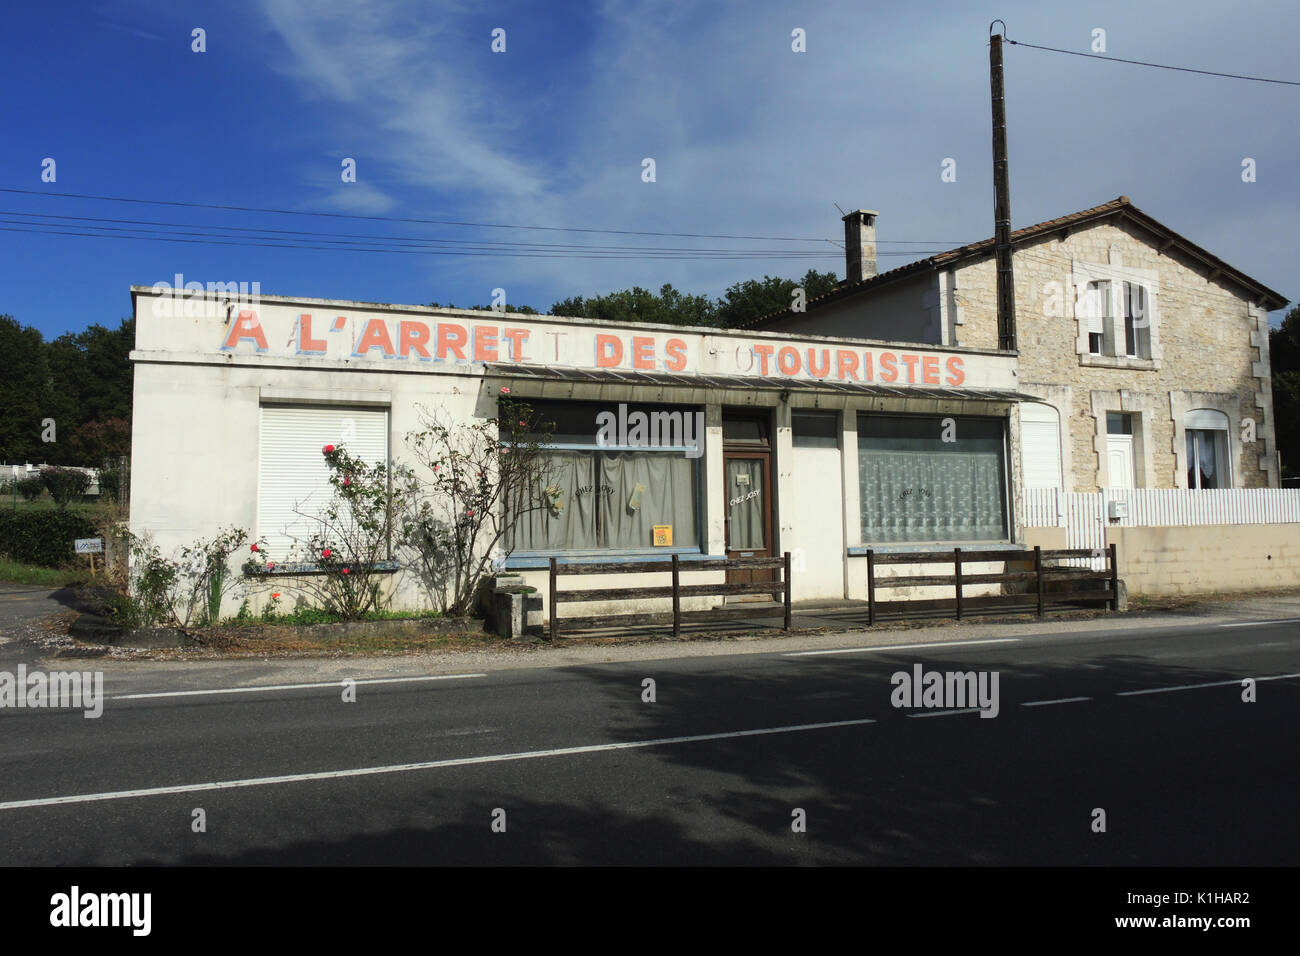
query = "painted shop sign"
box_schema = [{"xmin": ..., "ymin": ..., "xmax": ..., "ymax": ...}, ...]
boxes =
[{"xmin": 212, "ymin": 308, "xmax": 968, "ymax": 386}]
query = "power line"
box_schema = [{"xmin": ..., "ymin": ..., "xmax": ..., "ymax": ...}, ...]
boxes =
[
  {"xmin": 0, "ymin": 222, "xmax": 865, "ymax": 260},
  {"xmin": 0, "ymin": 209, "xmax": 879, "ymax": 256},
  {"xmin": 0, "ymin": 186, "xmax": 838, "ymax": 244},
  {"xmin": 0, "ymin": 188, "xmax": 974, "ymax": 246},
  {"xmin": 1006, "ymin": 38, "xmax": 1300, "ymax": 87}
]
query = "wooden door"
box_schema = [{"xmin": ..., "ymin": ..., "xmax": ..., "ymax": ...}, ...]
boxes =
[{"xmin": 724, "ymin": 450, "xmax": 774, "ymax": 591}]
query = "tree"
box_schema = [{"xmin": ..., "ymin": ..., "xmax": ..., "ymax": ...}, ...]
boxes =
[
  {"xmin": 1269, "ymin": 304, "xmax": 1300, "ymax": 479},
  {"xmin": 551, "ymin": 283, "xmax": 718, "ymax": 328},
  {"xmin": 0, "ymin": 315, "xmax": 53, "ymax": 464},
  {"xmin": 68, "ymin": 417, "xmax": 131, "ymax": 467},
  {"xmin": 714, "ymin": 269, "xmax": 841, "ymax": 328},
  {"xmin": 40, "ymin": 467, "xmax": 91, "ymax": 508}
]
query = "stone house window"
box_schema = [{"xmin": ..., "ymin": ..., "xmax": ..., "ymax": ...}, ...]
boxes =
[{"xmin": 1072, "ymin": 261, "xmax": 1160, "ymax": 369}]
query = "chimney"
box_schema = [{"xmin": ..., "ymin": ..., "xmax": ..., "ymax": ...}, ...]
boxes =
[{"xmin": 842, "ymin": 209, "xmax": 879, "ymax": 284}]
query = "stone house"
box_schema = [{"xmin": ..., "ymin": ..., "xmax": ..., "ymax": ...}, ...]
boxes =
[{"xmin": 746, "ymin": 197, "xmax": 1289, "ymax": 505}]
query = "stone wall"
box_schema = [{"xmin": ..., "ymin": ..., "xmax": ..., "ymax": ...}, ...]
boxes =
[
  {"xmin": 953, "ymin": 219, "xmax": 1277, "ymax": 490},
  {"xmin": 1106, "ymin": 523, "xmax": 1300, "ymax": 596}
]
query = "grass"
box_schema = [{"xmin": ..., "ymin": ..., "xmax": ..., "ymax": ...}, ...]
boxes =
[
  {"xmin": 0, "ymin": 557, "xmax": 91, "ymax": 588},
  {"xmin": 231, "ymin": 605, "xmax": 446, "ymax": 626}
]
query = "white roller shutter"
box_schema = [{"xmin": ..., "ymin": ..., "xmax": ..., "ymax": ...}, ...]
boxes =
[
  {"xmin": 1020, "ymin": 403, "xmax": 1062, "ymax": 489},
  {"xmin": 258, "ymin": 406, "xmax": 389, "ymax": 560}
]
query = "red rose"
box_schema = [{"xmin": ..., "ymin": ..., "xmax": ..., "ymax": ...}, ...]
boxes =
[
  {"xmin": 500, "ymin": 386, "xmax": 511, "ymax": 394},
  {"xmin": 250, "ymin": 544, "xmax": 259, "ymax": 552},
  {"xmin": 466, "ymin": 510, "xmax": 475, "ymax": 517},
  {"xmin": 322, "ymin": 548, "xmax": 332, "ymax": 558},
  {"xmin": 519, "ymin": 420, "xmax": 526, "ymax": 427},
  {"xmin": 343, "ymin": 477, "xmax": 351, "ymax": 487},
  {"xmin": 323, "ymin": 444, "xmax": 335, "ymax": 454},
  {"xmin": 268, "ymin": 562, "xmax": 275, "ymax": 570},
  {"xmin": 271, "ymin": 592, "xmax": 281, "ymax": 599},
  {"xmin": 341, "ymin": 567, "xmax": 350, "ymax": 575}
]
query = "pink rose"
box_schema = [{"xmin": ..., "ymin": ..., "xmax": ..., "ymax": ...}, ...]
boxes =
[
  {"xmin": 343, "ymin": 477, "xmax": 351, "ymax": 487},
  {"xmin": 500, "ymin": 386, "xmax": 511, "ymax": 394},
  {"xmin": 466, "ymin": 510, "xmax": 475, "ymax": 517},
  {"xmin": 268, "ymin": 562, "xmax": 276, "ymax": 570}
]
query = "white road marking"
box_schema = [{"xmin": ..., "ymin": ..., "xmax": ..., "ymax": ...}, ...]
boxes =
[
  {"xmin": 108, "ymin": 673, "xmax": 487, "ymax": 701},
  {"xmin": 1117, "ymin": 672, "xmax": 1300, "ymax": 696},
  {"xmin": 906, "ymin": 708, "xmax": 983, "ymax": 718},
  {"xmin": 1218, "ymin": 619, "xmax": 1300, "ymax": 628},
  {"xmin": 1021, "ymin": 696, "xmax": 1092, "ymax": 707},
  {"xmin": 0, "ymin": 717, "xmax": 877, "ymax": 811},
  {"xmin": 785, "ymin": 638, "xmax": 1020, "ymax": 657}
]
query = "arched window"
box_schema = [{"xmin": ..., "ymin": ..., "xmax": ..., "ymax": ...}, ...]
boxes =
[{"xmin": 1185, "ymin": 409, "xmax": 1230, "ymax": 489}]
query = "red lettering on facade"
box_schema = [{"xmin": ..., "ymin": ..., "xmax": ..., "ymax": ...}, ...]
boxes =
[
  {"xmin": 222, "ymin": 310, "xmax": 268, "ymax": 351},
  {"xmin": 777, "ymin": 346, "xmax": 801, "ymax": 376},
  {"xmin": 298, "ymin": 314, "xmax": 326, "ymax": 353},
  {"xmin": 631, "ymin": 336, "xmax": 655, "ymax": 370},
  {"xmin": 473, "ymin": 326, "xmax": 498, "ymax": 362},
  {"xmin": 595, "ymin": 334, "xmax": 623, "ymax": 367},
  {"xmin": 664, "ymin": 338, "xmax": 688, "ymax": 372},
  {"xmin": 806, "ymin": 348, "xmax": 831, "ymax": 378},
  {"xmin": 436, "ymin": 323, "xmax": 468, "ymax": 360},
  {"xmin": 879, "ymin": 352, "xmax": 898, "ymax": 382},
  {"xmin": 398, "ymin": 320, "xmax": 431, "ymax": 359},
  {"xmin": 945, "ymin": 355, "xmax": 965, "ymax": 386},
  {"xmin": 836, "ymin": 349, "xmax": 860, "ymax": 380},
  {"xmin": 900, "ymin": 353, "xmax": 920, "ymax": 383},
  {"xmin": 502, "ymin": 327, "xmax": 529, "ymax": 362},
  {"xmin": 753, "ymin": 344, "xmax": 775, "ymax": 376},
  {"xmin": 921, "ymin": 355, "xmax": 940, "ymax": 384},
  {"xmin": 355, "ymin": 319, "xmax": 396, "ymax": 358}
]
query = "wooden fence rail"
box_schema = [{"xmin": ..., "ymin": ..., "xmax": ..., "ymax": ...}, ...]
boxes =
[
  {"xmin": 549, "ymin": 553, "xmax": 792, "ymax": 640},
  {"xmin": 865, "ymin": 545, "xmax": 1118, "ymax": 624}
]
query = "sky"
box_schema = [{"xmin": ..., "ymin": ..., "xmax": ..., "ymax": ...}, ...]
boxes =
[{"xmin": 1, "ymin": 0, "xmax": 1296, "ymax": 340}]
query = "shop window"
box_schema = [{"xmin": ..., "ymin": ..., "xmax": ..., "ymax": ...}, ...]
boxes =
[
  {"xmin": 1185, "ymin": 409, "xmax": 1231, "ymax": 489},
  {"xmin": 507, "ymin": 400, "xmax": 701, "ymax": 553},
  {"xmin": 792, "ymin": 410, "xmax": 839, "ymax": 448},
  {"xmin": 857, "ymin": 414, "xmax": 1008, "ymax": 544}
]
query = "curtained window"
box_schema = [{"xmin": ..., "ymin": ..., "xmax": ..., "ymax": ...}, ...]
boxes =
[
  {"xmin": 506, "ymin": 401, "xmax": 701, "ymax": 553},
  {"xmin": 857, "ymin": 414, "xmax": 1008, "ymax": 544}
]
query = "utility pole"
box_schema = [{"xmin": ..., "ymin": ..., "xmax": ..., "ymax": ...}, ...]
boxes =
[{"xmin": 990, "ymin": 21, "xmax": 1017, "ymax": 352}]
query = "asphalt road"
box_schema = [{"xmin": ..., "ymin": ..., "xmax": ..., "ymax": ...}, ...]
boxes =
[{"xmin": 1, "ymin": 614, "xmax": 1297, "ymax": 865}]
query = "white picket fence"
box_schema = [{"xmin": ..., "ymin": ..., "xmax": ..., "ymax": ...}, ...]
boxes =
[{"xmin": 1024, "ymin": 487, "xmax": 1300, "ymax": 569}]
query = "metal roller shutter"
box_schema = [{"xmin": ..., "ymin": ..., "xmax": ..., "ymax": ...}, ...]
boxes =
[
  {"xmin": 258, "ymin": 406, "xmax": 389, "ymax": 560},
  {"xmin": 1020, "ymin": 404, "xmax": 1062, "ymax": 490}
]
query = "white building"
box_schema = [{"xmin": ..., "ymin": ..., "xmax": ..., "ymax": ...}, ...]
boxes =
[{"xmin": 129, "ymin": 284, "xmax": 1037, "ymax": 616}]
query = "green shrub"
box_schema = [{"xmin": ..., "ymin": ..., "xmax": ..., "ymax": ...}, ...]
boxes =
[
  {"xmin": 41, "ymin": 467, "xmax": 91, "ymax": 508},
  {"xmin": 0, "ymin": 508, "xmax": 98, "ymax": 567},
  {"xmin": 16, "ymin": 477, "xmax": 44, "ymax": 502},
  {"xmin": 97, "ymin": 468, "xmax": 121, "ymax": 501}
]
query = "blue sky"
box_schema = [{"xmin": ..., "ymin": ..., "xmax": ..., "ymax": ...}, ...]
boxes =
[{"xmin": 1, "ymin": 0, "xmax": 1296, "ymax": 339}]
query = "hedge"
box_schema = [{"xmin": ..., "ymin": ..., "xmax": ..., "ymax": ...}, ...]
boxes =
[{"xmin": 0, "ymin": 508, "xmax": 99, "ymax": 567}]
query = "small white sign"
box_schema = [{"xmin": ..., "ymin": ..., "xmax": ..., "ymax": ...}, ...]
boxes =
[{"xmin": 74, "ymin": 538, "xmax": 103, "ymax": 554}]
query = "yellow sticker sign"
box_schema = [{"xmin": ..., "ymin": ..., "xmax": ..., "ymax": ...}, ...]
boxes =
[{"xmin": 653, "ymin": 525, "xmax": 673, "ymax": 547}]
